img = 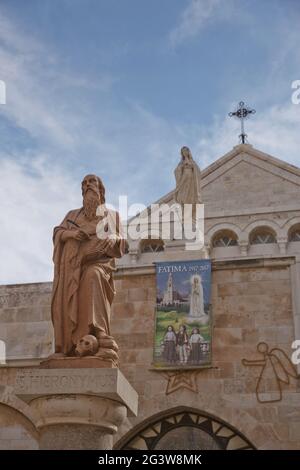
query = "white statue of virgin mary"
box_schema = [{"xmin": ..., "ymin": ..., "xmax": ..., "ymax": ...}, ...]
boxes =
[
  {"xmin": 174, "ymin": 146, "xmax": 202, "ymax": 205},
  {"xmin": 189, "ymin": 274, "xmax": 207, "ymax": 323}
]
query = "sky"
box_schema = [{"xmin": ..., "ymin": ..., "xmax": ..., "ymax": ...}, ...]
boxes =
[{"xmin": 0, "ymin": 0, "xmax": 300, "ymax": 284}]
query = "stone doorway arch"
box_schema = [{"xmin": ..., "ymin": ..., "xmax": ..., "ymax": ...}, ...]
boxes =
[
  {"xmin": 0, "ymin": 386, "xmax": 39, "ymax": 449},
  {"xmin": 114, "ymin": 407, "xmax": 255, "ymax": 450}
]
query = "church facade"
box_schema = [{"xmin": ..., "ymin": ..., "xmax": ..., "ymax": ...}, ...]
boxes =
[{"xmin": 0, "ymin": 143, "xmax": 300, "ymax": 449}]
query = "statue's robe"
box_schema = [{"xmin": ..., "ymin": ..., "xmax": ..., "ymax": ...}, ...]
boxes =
[
  {"xmin": 174, "ymin": 158, "xmax": 202, "ymax": 205},
  {"xmin": 51, "ymin": 206, "xmax": 126, "ymax": 355}
]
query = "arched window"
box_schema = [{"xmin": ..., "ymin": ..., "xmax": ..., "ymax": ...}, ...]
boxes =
[
  {"xmin": 141, "ymin": 239, "xmax": 164, "ymax": 253},
  {"xmin": 250, "ymin": 227, "xmax": 276, "ymax": 245},
  {"xmin": 114, "ymin": 407, "xmax": 255, "ymax": 450},
  {"xmin": 212, "ymin": 230, "xmax": 238, "ymax": 248},
  {"xmin": 288, "ymin": 224, "xmax": 300, "ymax": 242}
]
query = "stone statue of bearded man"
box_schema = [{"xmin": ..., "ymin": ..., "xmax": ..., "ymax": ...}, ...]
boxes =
[{"xmin": 50, "ymin": 174, "xmax": 126, "ymax": 365}]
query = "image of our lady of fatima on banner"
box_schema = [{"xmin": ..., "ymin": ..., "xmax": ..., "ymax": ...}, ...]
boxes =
[{"xmin": 153, "ymin": 260, "xmax": 212, "ymax": 369}]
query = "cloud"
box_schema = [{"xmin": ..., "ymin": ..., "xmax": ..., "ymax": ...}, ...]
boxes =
[
  {"xmin": 1, "ymin": 5, "xmax": 300, "ymax": 285},
  {"xmin": 169, "ymin": 0, "xmax": 223, "ymax": 47},
  {"xmin": 0, "ymin": 11, "xmax": 190, "ymax": 283},
  {"xmin": 0, "ymin": 102, "xmax": 187, "ymax": 284},
  {"xmin": 2, "ymin": 98, "xmax": 299, "ymax": 285},
  {"xmin": 0, "ymin": 154, "xmax": 80, "ymax": 284},
  {"xmin": 0, "ymin": 9, "xmax": 184, "ymax": 202},
  {"xmin": 0, "ymin": 15, "xmax": 68, "ymax": 147},
  {"xmin": 0, "ymin": 10, "xmax": 115, "ymax": 152},
  {"xmin": 0, "ymin": 11, "xmax": 42, "ymax": 54},
  {"xmin": 193, "ymin": 101, "xmax": 300, "ymax": 169}
]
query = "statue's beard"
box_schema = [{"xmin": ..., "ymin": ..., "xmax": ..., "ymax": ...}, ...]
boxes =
[{"xmin": 83, "ymin": 188, "xmax": 101, "ymax": 221}]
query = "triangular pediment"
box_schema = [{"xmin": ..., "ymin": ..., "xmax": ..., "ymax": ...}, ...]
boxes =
[{"xmin": 153, "ymin": 144, "xmax": 300, "ymax": 216}]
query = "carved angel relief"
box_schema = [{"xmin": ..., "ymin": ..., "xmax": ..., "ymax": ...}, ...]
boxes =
[{"xmin": 242, "ymin": 342, "xmax": 299, "ymax": 403}]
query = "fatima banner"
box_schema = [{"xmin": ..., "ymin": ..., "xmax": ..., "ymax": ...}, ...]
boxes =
[{"xmin": 154, "ymin": 260, "xmax": 212, "ymax": 369}]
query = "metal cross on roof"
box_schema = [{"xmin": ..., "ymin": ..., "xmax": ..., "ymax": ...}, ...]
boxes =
[{"xmin": 228, "ymin": 101, "xmax": 256, "ymax": 144}]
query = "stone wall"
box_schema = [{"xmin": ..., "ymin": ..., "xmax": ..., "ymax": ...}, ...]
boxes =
[
  {"xmin": 0, "ymin": 258, "xmax": 299, "ymax": 449},
  {"xmin": 0, "ymin": 282, "xmax": 53, "ymax": 361},
  {"xmin": 111, "ymin": 258, "xmax": 300, "ymax": 449}
]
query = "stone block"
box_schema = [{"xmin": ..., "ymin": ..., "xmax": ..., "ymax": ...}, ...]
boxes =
[
  {"xmin": 213, "ymin": 328, "xmax": 242, "ymax": 347},
  {"xmin": 128, "ymin": 288, "xmax": 149, "ymax": 302},
  {"xmin": 15, "ymin": 367, "xmax": 138, "ymax": 416},
  {"xmin": 289, "ymin": 422, "xmax": 300, "ymax": 441}
]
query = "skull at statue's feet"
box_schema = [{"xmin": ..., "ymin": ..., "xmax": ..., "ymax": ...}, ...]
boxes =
[{"xmin": 75, "ymin": 334, "xmax": 99, "ymax": 357}]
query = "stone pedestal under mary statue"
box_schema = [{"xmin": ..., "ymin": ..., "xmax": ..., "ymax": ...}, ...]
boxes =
[{"xmin": 48, "ymin": 174, "xmax": 127, "ymax": 367}]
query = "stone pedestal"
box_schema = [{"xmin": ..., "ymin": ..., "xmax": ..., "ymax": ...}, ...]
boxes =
[
  {"xmin": 15, "ymin": 368, "xmax": 138, "ymax": 450},
  {"xmin": 40, "ymin": 356, "xmax": 116, "ymax": 369}
]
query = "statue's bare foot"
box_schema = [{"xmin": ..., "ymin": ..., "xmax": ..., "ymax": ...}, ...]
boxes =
[
  {"xmin": 99, "ymin": 337, "xmax": 119, "ymax": 352},
  {"xmin": 95, "ymin": 347, "xmax": 119, "ymax": 364},
  {"xmin": 96, "ymin": 332, "xmax": 119, "ymax": 352}
]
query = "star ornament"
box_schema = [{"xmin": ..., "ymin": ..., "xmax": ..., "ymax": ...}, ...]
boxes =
[{"xmin": 164, "ymin": 370, "xmax": 199, "ymax": 395}]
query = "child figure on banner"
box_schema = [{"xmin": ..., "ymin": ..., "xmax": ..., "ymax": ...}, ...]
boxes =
[
  {"xmin": 176, "ymin": 324, "xmax": 189, "ymax": 365},
  {"xmin": 189, "ymin": 328, "xmax": 204, "ymax": 365},
  {"xmin": 162, "ymin": 325, "xmax": 177, "ymax": 364}
]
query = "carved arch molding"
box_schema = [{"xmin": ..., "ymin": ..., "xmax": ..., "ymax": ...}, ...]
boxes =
[{"xmin": 114, "ymin": 407, "xmax": 255, "ymax": 450}]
